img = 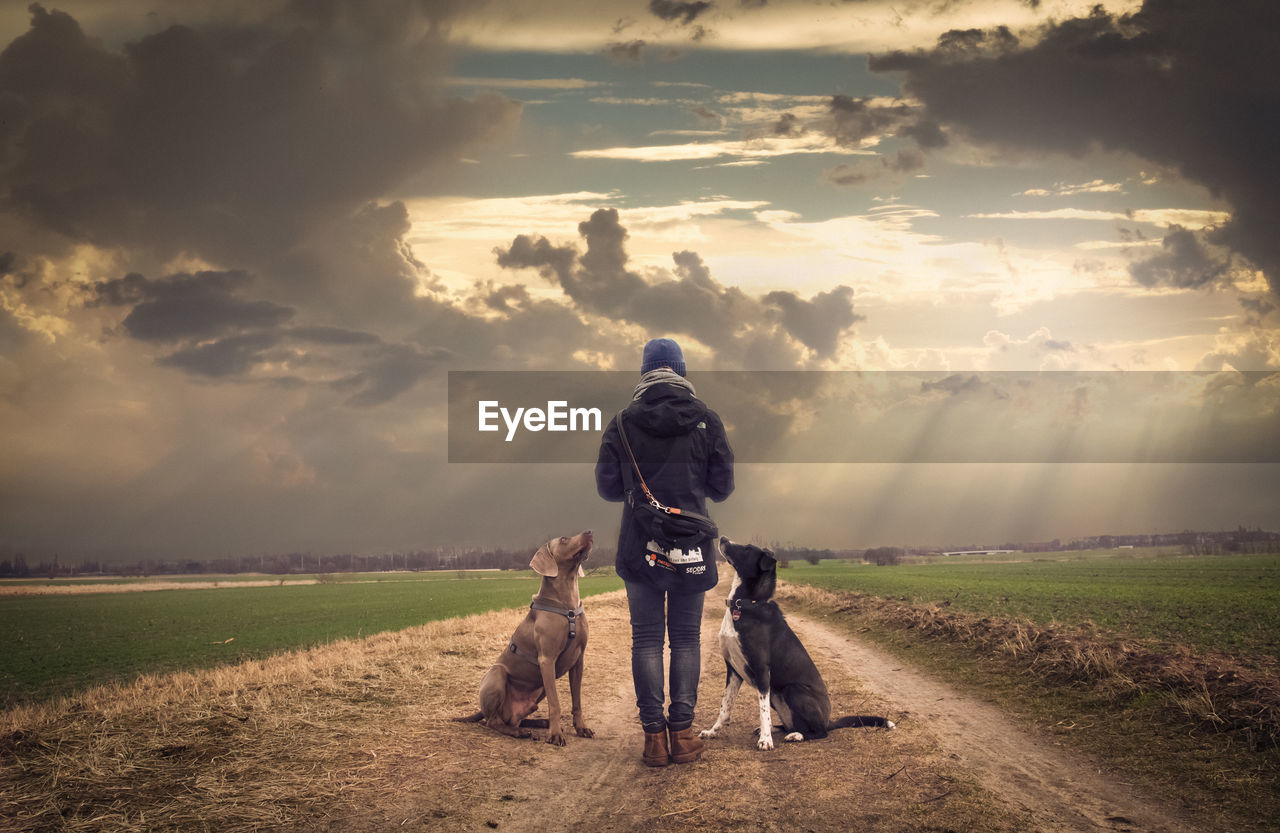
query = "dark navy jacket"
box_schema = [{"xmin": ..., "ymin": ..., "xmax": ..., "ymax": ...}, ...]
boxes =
[{"xmin": 595, "ymin": 383, "xmax": 734, "ymax": 592}]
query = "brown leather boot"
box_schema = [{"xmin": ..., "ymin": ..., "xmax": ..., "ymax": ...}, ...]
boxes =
[
  {"xmin": 643, "ymin": 730, "xmax": 670, "ymax": 767},
  {"xmin": 668, "ymin": 726, "xmax": 705, "ymax": 764}
]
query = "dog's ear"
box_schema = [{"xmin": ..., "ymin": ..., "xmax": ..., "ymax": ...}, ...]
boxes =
[
  {"xmin": 530, "ymin": 543, "xmax": 558, "ymax": 577},
  {"xmin": 758, "ymin": 548, "xmax": 778, "ymax": 571}
]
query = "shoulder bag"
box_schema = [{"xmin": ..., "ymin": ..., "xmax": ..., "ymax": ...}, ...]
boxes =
[{"xmin": 616, "ymin": 411, "xmax": 718, "ymax": 551}]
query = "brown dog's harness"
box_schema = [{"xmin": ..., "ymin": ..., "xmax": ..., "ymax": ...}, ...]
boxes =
[{"xmin": 507, "ymin": 600, "xmax": 585, "ymax": 665}]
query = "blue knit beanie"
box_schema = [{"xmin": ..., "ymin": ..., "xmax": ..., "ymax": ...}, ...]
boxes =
[{"xmin": 640, "ymin": 337, "xmax": 686, "ymax": 377}]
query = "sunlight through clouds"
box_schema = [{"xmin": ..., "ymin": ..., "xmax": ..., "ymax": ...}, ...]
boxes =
[{"xmin": 0, "ymin": 0, "xmax": 1274, "ymax": 558}]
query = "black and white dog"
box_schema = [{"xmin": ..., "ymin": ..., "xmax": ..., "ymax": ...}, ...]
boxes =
[{"xmin": 701, "ymin": 537, "xmax": 895, "ymax": 750}]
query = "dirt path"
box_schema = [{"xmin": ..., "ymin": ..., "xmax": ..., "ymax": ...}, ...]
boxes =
[
  {"xmin": 426, "ymin": 590, "xmax": 1204, "ymax": 833},
  {"xmin": 786, "ymin": 611, "xmax": 1202, "ymax": 833},
  {"xmin": 1, "ymin": 581, "xmax": 1210, "ymax": 833},
  {"xmin": 368, "ymin": 589, "xmax": 1001, "ymax": 832}
]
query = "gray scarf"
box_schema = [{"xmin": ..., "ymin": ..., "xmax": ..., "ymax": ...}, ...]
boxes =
[{"xmin": 633, "ymin": 368, "xmax": 696, "ymax": 401}]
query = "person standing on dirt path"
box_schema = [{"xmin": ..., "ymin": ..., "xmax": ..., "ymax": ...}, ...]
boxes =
[{"xmin": 595, "ymin": 337, "xmax": 734, "ymax": 766}]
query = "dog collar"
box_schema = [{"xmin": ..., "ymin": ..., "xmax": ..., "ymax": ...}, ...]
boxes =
[{"xmin": 726, "ymin": 596, "xmax": 769, "ymax": 621}]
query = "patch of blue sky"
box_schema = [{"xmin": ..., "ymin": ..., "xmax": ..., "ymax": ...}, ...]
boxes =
[{"xmin": 439, "ymin": 48, "xmax": 917, "ymax": 222}]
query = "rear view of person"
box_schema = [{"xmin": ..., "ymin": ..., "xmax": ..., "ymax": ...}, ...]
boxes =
[{"xmin": 595, "ymin": 337, "xmax": 734, "ymax": 766}]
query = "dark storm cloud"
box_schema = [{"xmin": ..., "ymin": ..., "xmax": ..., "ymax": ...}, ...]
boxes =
[
  {"xmin": 762, "ymin": 286, "xmax": 862, "ymax": 356},
  {"xmin": 285, "ymin": 326, "xmax": 383, "ymax": 346},
  {"xmin": 899, "ymin": 118, "xmax": 948, "ymax": 149},
  {"xmin": 89, "ymin": 270, "xmax": 294, "ymax": 341},
  {"xmin": 84, "ymin": 264, "xmax": 462, "ymax": 403},
  {"xmin": 817, "ymin": 95, "xmax": 942, "ymax": 182},
  {"xmin": 929, "ymin": 25, "xmax": 1019, "ymax": 55},
  {"xmin": 157, "ymin": 331, "xmax": 284, "ymax": 377},
  {"xmin": 123, "ymin": 296, "xmax": 293, "ymax": 343},
  {"xmin": 266, "ymin": 200, "xmax": 439, "ymax": 330},
  {"xmin": 823, "ymin": 164, "xmax": 874, "ymax": 187},
  {"xmin": 0, "ymin": 303, "xmax": 32, "ymax": 358},
  {"xmin": 330, "ymin": 343, "xmax": 453, "ymax": 407},
  {"xmin": 692, "ymin": 105, "xmax": 722, "ymax": 123},
  {"xmin": 494, "ymin": 235, "xmax": 579, "ymax": 285},
  {"xmin": 827, "ymin": 95, "xmax": 910, "ymax": 147},
  {"xmin": 149, "ymin": 316, "xmax": 449, "ymax": 404},
  {"xmin": 604, "ymin": 39, "xmax": 647, "ymax": 62},
  {"xmin": 868, "ymin": 0, "xmax": 1280, "ymax": 292},
  {"xmin": 920, "ymin": 373, "xmax": 1009, "ymax": 399},
  {"xmin": 772, "ymin": 112, "xmax": 803, "ymax": 137},
  {"xmin": 481, "ymin": 283, "xmax": 532, "ymax": 313},
  {"xmin": 0, "ymin": 0, "xmax": 509, "ymax": 415},
  {"xmin": 0, "ymin": 4, "xmax": 520, "ymax": 263},
  {"xmin": 822, "ymin": 146, "xmax": 925, "ymax": 187},
  {"xmin": 1129, "ymin": 225, "xmax": 1232, "ymax": 289},
  {"xmin": 649, "ymin": 0, "xmax": 714, "ymax": 25},
  {"xmin": 887, "ymin": 147, "xmax": 926, "ymax": 172},
  {"xmin": 495, "ymin": 209, "xmax": 862, "ymax": 362},
  {"xmin": 0, "ymin": 250, "xmax": 35, "ymax": 291},
  {"xmin": 1239, "ymin": 296, "xmax": 1276, "ymax": 322}
]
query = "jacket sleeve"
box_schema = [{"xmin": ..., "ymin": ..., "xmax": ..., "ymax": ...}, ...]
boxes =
[
  {"xmin": 705, "ymin": 411, "xmax": 734, "ymax": 502},
  {"xmin": 595, "ymin": 416, "xmax": 626, "ymax": 502}
]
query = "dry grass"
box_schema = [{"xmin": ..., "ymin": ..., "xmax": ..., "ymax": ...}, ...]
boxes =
[
  {"xmin": 778, "ymin": 583, "xmax": 1280, "ymax": 751},
  {"xmin": 0, "ymin": 599, "xmax": 523, "ymax": 832}
]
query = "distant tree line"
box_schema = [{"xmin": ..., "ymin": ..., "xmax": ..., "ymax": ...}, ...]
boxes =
[
  {"xmin": 862, "ymin": 546, "xmax": 905, "ymax": 566},
  {"xmin": 889, "ymin": 527, "xmax": 1280, "ymax": 559},
  {"xmin": 0, "ymin": 546, "xmax": 616, "ymax": 578},
  {"xmin": 1063, "ymin": 527, "xmax": 1280, "ymax": 555},
  {"xmin": 1, "ymin": 526, "xmax": 1276, "ymax": 579},
  {"xmin": 769, "ymin": 545, "xmax": 836, "ymax": 566}
]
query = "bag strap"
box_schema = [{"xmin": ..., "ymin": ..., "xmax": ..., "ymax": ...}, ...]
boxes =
[
  {"xmin": 616, "ymin": 411, "xmax": 661, "ymax": 508},
  {"xmin": 616, "ymin": 412, "xmax": 713, "ymax": 526},
  {"xmin": 614, "ymin": 412, "xmax": 716, "ymax": 547}
]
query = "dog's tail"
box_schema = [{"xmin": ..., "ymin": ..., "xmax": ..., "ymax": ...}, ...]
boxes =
[
  {"xmin": 452, "ymin": 711, "xmax": 485, "ymax": 723},
  {"xmin": 828, "ymin": 715, "xmax": 896, "ymax": 730}
]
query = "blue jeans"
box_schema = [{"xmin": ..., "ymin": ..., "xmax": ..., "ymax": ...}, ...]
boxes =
[{"xmin": 625, "ymin": 581, "xmax": 705, "ymax": 733}]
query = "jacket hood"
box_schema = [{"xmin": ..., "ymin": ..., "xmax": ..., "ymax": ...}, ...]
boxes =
[{"xmin": 625, "ymin": 384, "xmax": 708, "ymax": 437}]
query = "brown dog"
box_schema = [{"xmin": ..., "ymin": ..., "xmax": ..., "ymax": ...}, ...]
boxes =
[{"xmin": 454, "ymin": 530, "xmax": 595, "ymax": 745}]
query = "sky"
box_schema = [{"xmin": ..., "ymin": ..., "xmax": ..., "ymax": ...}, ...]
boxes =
[{"xmin": 1, "ymin": 0, "xmax": 1278, "ymax": 560}]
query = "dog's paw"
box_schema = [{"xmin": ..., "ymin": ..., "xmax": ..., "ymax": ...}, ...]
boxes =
[
  {"xmin": 783, "ymin": 731, "xmax": 803, "ymax": 742},
  {"xmin": 756, "ymin": 735, "xmax": 774, "ymax": 750},
  {"xmin": 698, "ymin": 728, "xmax": 718, "ymax": 739},
  {"xmin": 576, "ymin": 725, "xmax": 595, "ymax": 738},
  {"xmin": 546, "ymin": 731, "xmax": 567, "ymax": 747}
]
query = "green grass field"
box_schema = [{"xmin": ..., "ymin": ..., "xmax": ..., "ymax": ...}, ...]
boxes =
[
  {"xmin": 0, "ymin": 571, "xmax": 623, "ymax": 706},
  {"xmin": 8, "ymin": 550, "xmax": 1278, "ymax": 708},
  {"xmin": 0, "ymin": 570, "xmax": 540, "ymax": 586},
  {"xmin": 779, "ymin": 550, "xmax": 1280, "ymax": 660}
]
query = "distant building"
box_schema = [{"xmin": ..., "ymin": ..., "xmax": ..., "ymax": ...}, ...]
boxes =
[{"xmin": 941, "ymin": 549, "xmax": 1018, "ymax": 557}]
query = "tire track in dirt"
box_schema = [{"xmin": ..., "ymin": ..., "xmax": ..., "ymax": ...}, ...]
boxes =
[{"xmin": 787, "ymin": 612, "xmax": 1202, "ymax": 833}]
